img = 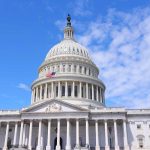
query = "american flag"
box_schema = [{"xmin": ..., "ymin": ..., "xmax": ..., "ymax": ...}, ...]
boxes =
[{"xmin": 46, "ymin": 72, "xmax": 56, "ymax": 78}]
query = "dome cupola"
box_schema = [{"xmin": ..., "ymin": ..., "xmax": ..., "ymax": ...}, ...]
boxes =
[{"xmin": 64, "ymin": 14, "xmax": 74, "ymax": 40}]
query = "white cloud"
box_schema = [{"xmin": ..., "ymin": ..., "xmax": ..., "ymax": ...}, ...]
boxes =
[
  {"xmin": 76, "ymin": 7, "xmax": 150, "ymax": 108},
  {"xmin": 17, "ymin": 83, "xmax": 30, "ymax": 92},
  {"xmin": 73, "ymin": 0, "xmax": 92, "ymax": 17}
]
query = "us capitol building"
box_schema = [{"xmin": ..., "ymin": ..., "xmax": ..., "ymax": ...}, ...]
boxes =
[{"xmin": 0, "ymin": 15, "xmax": 150, "ymax": 150}]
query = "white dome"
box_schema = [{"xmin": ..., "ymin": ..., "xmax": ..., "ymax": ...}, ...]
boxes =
[{"xmin": 45, "ymin": 39, "xmax": 90, "ymax": 60}]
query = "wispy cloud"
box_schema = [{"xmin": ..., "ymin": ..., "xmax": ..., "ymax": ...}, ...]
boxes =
[
  {"xmin": 17, "ymin": 83, "xmax": 30, "ymax": 91},
  {"xmin": 75, "ymin": 7, "xmax": 150, "ymax": 108},
  {"xmin": 73, "ymin": 0, "xmax": 92, "ymax": 17}
]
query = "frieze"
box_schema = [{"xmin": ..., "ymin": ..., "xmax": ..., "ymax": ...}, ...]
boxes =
[{"xmin": 45, "ymin": 103, "xmax": 62, "ymax": 112}]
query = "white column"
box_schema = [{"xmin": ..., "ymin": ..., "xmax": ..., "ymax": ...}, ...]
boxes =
[
  {"xmin": 44, "ymin": 83, "xmax": 48, "ymax": 99},
  {"xmin": 100, "ymin": 88, "xmax": 102, "ymax": 102},
  {"xmin": 36, "ymin": 87, "xmax": 38, "ymax": 101},
  {"xmin": 114, "ymin": 120, "xmax": 120, "ymax": 150},
  {"xmin": 37, "ymin": 120, "xmax": 43, "ymax": 150},
  {"xmin": 48, "ymin": 85, "xmax": 50, "ymax": 99},
  {"xmin": 58, "ymin": 82, "xmax": 61, "ymax": 98},
  {"xmin": 19, "ymin": 121, "xmax": 24, "ymax": 147},
  {"xmin": 96, "ymin": 86, "xmax": 99, "ymax": 102},
  {"xmin": 56, "ymin": 119, "xmax": 61, "ymax": 150},
  {"xmin": 22, "ymin": 124, "xmax": 26, "ymax": 146},
  {"xmin": 123, "ymin": 120, "xmax": 129, "ymax": 150},
  {"xmin": 79, "ymin": 82, "xmax": 82, "ymax": 98},
  {"xmin": 66, "ymin": 119, "xmax": 71, "ymax": 150},
  {"xmin": 28, "ymin": 120, "xmax": 33, "ymax": 150},
  {"xmin": 51, "ymin": 82, "xmax": 54, "ymax": 98},
  {"xmin": 75, "ymin": 119, "xmax": 80, "ymax": 148},
  {"xmin": 46, "ymin": 120, "xmax": 51, "ymax": 150},
  {"xmin": 85, "ymin": 119, "xmax": 89, "ymax": 147},
  {"xmin": 86, "ymin": 83, "xmax": 88, "ymax": 99},
  {"xmin": 40, "ymin": 85, "xmax": 42, "ymax": 100},
  {"xmin": 92, "ymin": 84, "xmax": 94, "ymax": 100},
  {"xmin": 72, "ymin": 82, "xmax": 75, "ymax": 97},
  {"xmin": 33, "ymin": 88, "xmax": 36, "ymax": 102},
  {"xmin": 13, "ymin": 122, "xmax": 18, "ymax": 146},
  {"xmin": 65, "ymin": 82, "xmax": 68, "ymax": 97},
  {"xmin": 31, "ymin": 89, "xmax": 34, "ymax": 104},
  {"xmin": 3, "ymin": 122, "xmax": 9, "ymax": 150},
  {"xmin": 104, "ymin": 120, "xmax": 109, "ymax": 150},
  {"xmin": 95, "ymin": 120, "xmax": 100, "ymax": 150}
]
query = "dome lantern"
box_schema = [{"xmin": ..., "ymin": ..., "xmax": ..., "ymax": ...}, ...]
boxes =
[{"xmin": 64, "ymin": 14, "xmax": 74, "ymax": 40}]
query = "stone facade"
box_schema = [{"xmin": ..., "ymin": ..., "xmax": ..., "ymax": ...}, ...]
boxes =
[{"xmin": 0, "ymin": 15, "xmax": 150, "ymax": 150}]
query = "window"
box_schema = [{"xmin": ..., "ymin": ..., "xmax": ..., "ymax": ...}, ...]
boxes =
[
  {"xmin": 84, "ymin": 67, "xmax": 86, "ymax": 74},
  {"xmin": 94, "ymin": 87, "xmax": 96, "ymax": 100},
  {"xmin": 56, "ymin": 86, "xmax": 58, "ymax": 97},
  {"xmin": 137, "ymin": 135, "xmax": 144, "ymax": 148},
  {"xmin": 68, "ymin": 85, "xmax": 71, "ymax": 96},
  {"xmin": 63, "ymin": 65, "xmax": 65, "ymax": 72},
  {"xmin": 74, "ymin": 65, "xmax": 77, "ymax": 72},
  {"xmin": 89, "ymin": 69, "xmax": 91, "ymax": 76},
  {"xmin": 53, "ymin": 66, "xmax": 55, "ymax": 72},
  {"xmin": 139, "ymin": 138, "xmax": 143, "ymax": 148},
  {"xmin": 57, "ymin": 65, "xmax": 60, "ymax": 72},
  {"xmin": 75, "ymin": 85, "xmax": 78, "ymax": 97},
  {"xmin": 42, "ymin": 88, "xmax": 44, "ymax": 99},
  {"xmin": 82, "ymin": 86, "xmax": 84, "ymax": 97},
  {"xmin": 137, "ymin": 124, "xmax": 141, "ymax": 129},
  {"xmin": 68, "ymin": 65, "xmax": 71, "ymax": 72},
  {"xmin": 79, "ymin": 66, "xmax": 82, "ymax": 73},
  {"xmin": 62, "ymin": 85, "xmax": 65, "ymax": 96}
]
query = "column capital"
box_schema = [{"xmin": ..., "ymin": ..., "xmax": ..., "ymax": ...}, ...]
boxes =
[
  {"xmin": 113, "ymin": 119, "xmax": 117, "ymax": 122},
  {"xmin": 104, "ymin": 119, "xmax": 108, "ymax": 122},
  {"xmin": 85, "ymin": 118, "xmax": 89, "ymax": 121}
]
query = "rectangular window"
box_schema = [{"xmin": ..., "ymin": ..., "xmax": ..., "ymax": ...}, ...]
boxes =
[
  {"xmin": 137, "ymin": 124, "xmax": 141, "ymax": 129},
  {"xmin": 75, "ymin": 85, "xmax": 78, "ymax": 97},
  {"xmin": 56, "ymin": 86, "xmax": 58, "ymax": 97},
  {"xmin": 62, "ymin": 85, "xmax": 65, "ymax": 96},
  {"xmin": 68, "ymin": 85, "xmax": 71, "ymax": 96}
]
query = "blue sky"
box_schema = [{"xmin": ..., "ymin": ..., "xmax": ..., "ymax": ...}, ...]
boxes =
[{"xmin": 0, "ymin": 0, "xmax": 150, "ymax": 110}]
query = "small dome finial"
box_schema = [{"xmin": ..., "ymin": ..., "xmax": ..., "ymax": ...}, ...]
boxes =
[{"xmin": 67, "ymin": 14, "xmax": 71, "ymax": 26}]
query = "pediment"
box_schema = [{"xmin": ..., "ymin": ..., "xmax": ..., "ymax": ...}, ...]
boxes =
[{"xmin": 22, "ymin": 99, "xmax": 87, "ymax": 113}]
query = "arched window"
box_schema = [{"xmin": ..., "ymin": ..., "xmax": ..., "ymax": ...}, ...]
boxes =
[
  {"xmin": 57, "ymin": 65, "xmax": 60, "ymax": 72},
  {"xmin": 79, "ymin": 66, "xmax": 82, "ymax": 73},
  {"xmin": 63, "ymin": 65, "xmax": 65, "ymax": 72},
  {"xmin": 137, "ymin": 135, "xmax": 144, "ymax": 148},
  {"xmin": 84, "ymin": 67, "xmax": 86, "ymax": 74},
  {"xmin": 74, "ymin": 65, "xmax": 77, "ymax": 72},
  {"xmin": 68, "ymin": 65, "xmax": 71, "ymax": 72}
]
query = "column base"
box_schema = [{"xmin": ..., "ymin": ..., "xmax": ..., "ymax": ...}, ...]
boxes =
[
  {"xmin": 105, "ymin": 145, "xmax": 110, "ymax": 150},
  {"xmin": 124, "ymin": 145, "xmax": 130, "ymax": 150},
  {"xmin": 28, "ymin": 146, "xmax": 32, "ymax": 150},
  {"xmin": 115, "ymin": 145, "xmax": 120, "ymax": 150},
  {"xmin": 95, "ymin": 146, "xmax": 100, "ymax": 150},
  {"xmin": 56, "ymin": 145, "xmax": 61, "ymax": 150},
  {"xmin": 36, "ymin": 145, "xmax": 44, "ymax": 150},
  {"xmin": 65, "ymin": 145, "xmax": 71, "ymax": 150},
  {"xmin": 46, "ymin": 145, "xmax": 51, "ymax": 150},
  {"xmin": 74, "ymin": 145, "xmax": 81, "ymax": 150},
  {"xmin": 2, "ymin": 147, "xmax": 8, "ymax": 150}
]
